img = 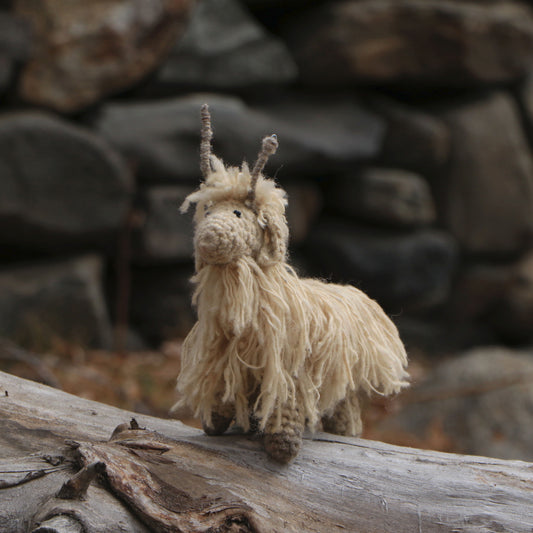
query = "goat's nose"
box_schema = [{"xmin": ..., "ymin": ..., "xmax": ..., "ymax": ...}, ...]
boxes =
[{"xmin": 196, "ymin": 218, "xmax": 239, "ymax": 264}]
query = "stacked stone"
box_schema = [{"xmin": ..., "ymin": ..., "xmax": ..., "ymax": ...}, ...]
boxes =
[{"xmin": 0, "ymin": 0, "xmax": 532, "ymax": 354}]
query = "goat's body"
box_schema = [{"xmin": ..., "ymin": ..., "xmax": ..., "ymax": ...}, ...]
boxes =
[
  {"xmin": 176, "ymin": 257, "xmax": 408, "ymax": 433},
  {"xmin": 175, "ymin": 105, "xmax": 408, "ymax": 462}
]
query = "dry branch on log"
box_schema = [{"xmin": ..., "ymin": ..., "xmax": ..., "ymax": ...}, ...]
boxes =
[{"xmin": 1, "ymin": 370, "xmax": 533, "ymax": 532}]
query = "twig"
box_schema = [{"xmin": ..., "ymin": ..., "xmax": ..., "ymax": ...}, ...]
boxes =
[{"xmin": 56, "ymin": 461, "xmax": 106, "ymax": 500}]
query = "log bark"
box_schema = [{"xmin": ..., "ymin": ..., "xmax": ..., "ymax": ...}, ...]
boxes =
[{"xmin": 1, "ymin": 370, "xmax": 533, "ymax": 532}]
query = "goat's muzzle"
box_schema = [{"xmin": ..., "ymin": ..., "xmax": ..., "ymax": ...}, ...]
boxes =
[{"xmin": 195, "ymin": 215, "xmax": 247, "ymax": 265}]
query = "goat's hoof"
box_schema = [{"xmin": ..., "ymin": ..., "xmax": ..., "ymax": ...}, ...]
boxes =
[
  {"xmin": 264, "ymin": 431, "xmax": 302, "ymax": 463},
  {"xmin": 248, "ymin": 414, "xmax": 262, "ymax": 435},
  {"xmin": 322, "ymin": 416, "xmax": 362, "ymax": 437},
  {"xmin": 202, "ymin": 412, "xmax": 233, "ymax": 436}
]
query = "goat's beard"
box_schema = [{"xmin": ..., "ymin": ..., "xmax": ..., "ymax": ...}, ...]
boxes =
[
  {"xmin": 174, "ymin": 256, "xmax": 408, "ymax": 433},
  {"xmin": 175, "ymin": 257, "xmax": 304, "ymax": 431}
]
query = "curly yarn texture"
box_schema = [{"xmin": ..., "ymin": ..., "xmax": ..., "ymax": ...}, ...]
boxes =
[
  {"xmin": 175, "ymin": 161, "xmax": 408, "ymax": 427},
  {"xmin": 177, "ymin": 256, "xmax": 408, "ymax": 433},
  {"xmin": 173, "ymin": 106, "xmax": 408, "ymax": 462}
]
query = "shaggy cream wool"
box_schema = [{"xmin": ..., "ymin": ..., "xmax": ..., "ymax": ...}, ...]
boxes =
[{"xmin": 174, "ymin": 152, "xmax": 409, "ymax": 433}]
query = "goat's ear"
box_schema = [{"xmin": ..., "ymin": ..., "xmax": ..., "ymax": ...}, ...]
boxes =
[{"xmin": 257, "ymin": 209, "xmax": 289, "ymax": 266}]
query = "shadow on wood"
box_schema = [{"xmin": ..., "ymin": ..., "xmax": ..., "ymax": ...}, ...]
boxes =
[{"xmin": 1, "ymin": 370, "xmax": 533, "ymax": 532}]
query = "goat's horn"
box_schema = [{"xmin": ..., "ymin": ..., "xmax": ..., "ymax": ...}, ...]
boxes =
[
  {"xmin": 200, "ymin": 104, "xmax": 213, "ymax": 179},
  {"xmin": 248, "ymin": 134, "xmax": 278, "ymax": 203}
]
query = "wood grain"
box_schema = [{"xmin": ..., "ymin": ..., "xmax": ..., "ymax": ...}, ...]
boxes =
[{"xmin": 1, "ymin": 370, "xmax": 532, "ymax": 532}]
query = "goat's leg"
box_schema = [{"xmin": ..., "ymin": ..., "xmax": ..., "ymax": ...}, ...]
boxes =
[
  {"xmin": 248, "ymin": 413, "xmax": 261, "ymax": 435},
  {"xmin": 264, "ymin": 401, "xmax": 305, "ymax": 463},
  {"xmin": 202, "ymin": 400, "xmax": 235, "ymax": 436},
  {"xmin": 322, "ymin": 390, "xmax": 363, "ymax": 437},
  {"xmin": 247, "ymin": 388, "xmax": 261, "ymax": 435}
]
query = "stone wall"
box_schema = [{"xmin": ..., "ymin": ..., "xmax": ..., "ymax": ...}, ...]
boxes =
[{"xmin": 1, "ymin": 0, "xmax": 532, "ymax": 352}]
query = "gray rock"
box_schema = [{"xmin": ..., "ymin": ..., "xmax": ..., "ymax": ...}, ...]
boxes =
[
  {"xmin": 134, "ymin": 186, "xmax": 194, "ymax": 264},
  {"xmin": 254, "ymin": 94, "xmax": 386, "ymax": 174},
  {"xmin": 518, "ymin": 73, "xmax": 533, "ymax": 144},
  {"xmin": 284, "ymin": 0, "xmax": 533, "ymax": 87},
  {"xmin": 0, "ymin": 55, "xmax": 10, "ymax": 89},
  {"xmin": 130, "ymin": 265, "xmax": 196, "ymax": 344},
  {"xmin": 15, "ymin": 0, "xmax": 193, "ymax": 112},
  {"xmin": 375, "ymin": 99, "xmax": 451, "ymax": 175},
  {"xmin": 306, "ymin": 220, "xmax": 458, "ymax": 311},
  {"xmin": 0, "ymin": 255, "xmax": 112, "ymax": 349},
  {"xmin": 285, "ymin": 182, "xmax": 322, "ymax": 245},
  {"xmin": 326, "ymin": 168, "xmax": 436, "ymax": 227},
  {"xmin": 378, "ymin": 347, "xmax": 533, "ymax": 461},
  {"xmin": 442, "ymin": 92, "xmax": 533, "ymax": 255},
  {"xmin": 0, "ymin": 13, "xmax": 31, "ymax": 60},
  {"xmin": 487, "ymin": 252, "xmax": 533, "ymax": 343},
  {"xmin": 96, "ymin": 93, "xmax": 385, "ymax": 183},
  {"xmin": 243, "ymin": 0, "xmax": 309, "ymax": 7},
  {"xmin": 0, "ymin": 12, "xmax": 31, "ymax": 91},
  {"xmin": 451, "ymin": 253, "xmax": 533, "ymax": 344},
  {"xmin": 0, "ymin": 112, "xmax": 133, "ymax": 251},
  {"xmin": 395, "ymin": 316, "xmax": 498, "ymax": 357},
  {"xmin": 155, "ymin": 0, "xmax": 297, "ymax": 89},
  {"xmin": 451, "ymin": 262, "xmax": 513, "ymax": 322}
]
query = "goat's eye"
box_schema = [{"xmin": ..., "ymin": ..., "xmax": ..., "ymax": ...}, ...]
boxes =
[{"xmin": 233, "ymin": 210, "xmax": 242, "ymax": 218}]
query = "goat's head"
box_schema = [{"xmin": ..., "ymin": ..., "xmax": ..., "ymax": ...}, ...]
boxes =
[{"xmin": 181, "ymin": 104, "xmax": 289, "ymax": 269}]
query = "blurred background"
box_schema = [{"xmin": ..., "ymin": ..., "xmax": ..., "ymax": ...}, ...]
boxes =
[{"xmin": 1, "ymin": 0, "xmax": 533, "ymax": 462}]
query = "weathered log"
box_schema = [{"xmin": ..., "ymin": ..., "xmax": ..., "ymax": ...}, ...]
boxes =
[{"xmin": 1, "ymin": 370, "xmax": 533, "ymax": 532}]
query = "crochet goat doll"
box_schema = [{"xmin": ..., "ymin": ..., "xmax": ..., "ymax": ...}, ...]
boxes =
[{"xmin": 174, "ymin": 105, "xmax": 409, "ymax": 463}]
